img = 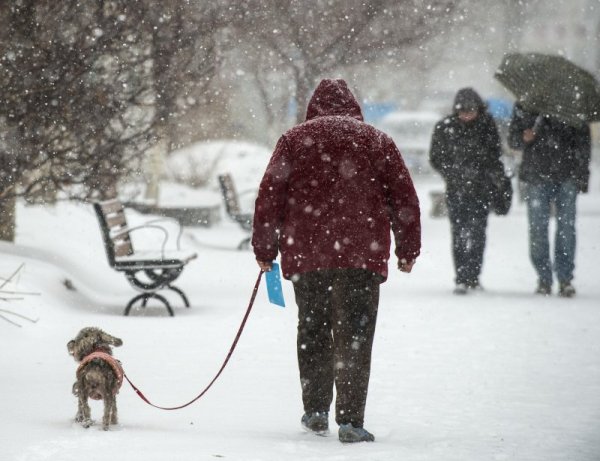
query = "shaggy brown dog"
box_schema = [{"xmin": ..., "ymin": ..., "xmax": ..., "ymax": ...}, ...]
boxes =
[{"xmin": 67, "ymin": 327, "xmax": 123, "ymax": 430}]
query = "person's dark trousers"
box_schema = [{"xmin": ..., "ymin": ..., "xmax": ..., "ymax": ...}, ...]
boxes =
[
  {"xmin": 525, "ymin": 179, "xmax": 577, "ymax": 286},
  {"xmin": 446, "ymin": 192, "xmax": 489, "ymax": 286},
  {"xmin": 292, "ymin": 268, "xmax": 381, "ymax": 428}
]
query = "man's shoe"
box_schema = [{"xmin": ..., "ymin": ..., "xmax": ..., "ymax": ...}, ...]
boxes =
[
  {"xmin": 301, "ymin": 412, "xmax": 329, "ymax": 434},
  {"xmin": 467, "ymin": 280, "xmax": 483, "ymax": 291},
  {"xmin": 453, "ymin": 283, "xmax": 468, "ymax": 295},
  {"xmin": 338, "ymin": 423, "xmax": 375, "ymax": 443},
  {"xmin": 559, "ymin": 282, "xmax": 576, "ymax": 298},
  {"xmin": 535, "ymin": 281, "xmax": 552, "ymax": 296}
]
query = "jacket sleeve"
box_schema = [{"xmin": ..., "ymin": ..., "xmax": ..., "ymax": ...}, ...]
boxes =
[
  {"xmin": 251, "ymin": 135, "xmax": 291, "ymax": 263},
  {"xmin": 377, "ymin": 137, "xmax": 421, "ymax": 263},
  {"xmin": 484, "ymin": 115, "xmax": 506, "ymax": 179},
  {"xmin": 429, "ymin": 120, "xmax": 452, "ymax": 180},
  {"xmin": 508, "ymin": 104, "xmax": 535, "ymax": 150},
  {"xmin": 573, "ymin": 123, "xmax": 591, "ymax": 192}
]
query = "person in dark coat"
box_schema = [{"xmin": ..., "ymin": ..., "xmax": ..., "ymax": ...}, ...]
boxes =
[
  {"xmin": 429, "ymin": 87, "xmax": 506, "ymax": 294},
  {"xmin": 252, "ymin": 78, "xmax": 421, "ymax": 443},
  {"xmin": 508, "ymin": 103, "xmax": 591, "ymax": 297}
]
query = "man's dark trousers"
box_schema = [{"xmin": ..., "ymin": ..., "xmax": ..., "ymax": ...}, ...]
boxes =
[{"xmin": 292, "ymin": 268, "xmax": 381, "ymax": 428}]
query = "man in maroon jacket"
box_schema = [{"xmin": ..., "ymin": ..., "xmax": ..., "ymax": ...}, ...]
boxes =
[{"xmin": 252, "ymin": 78, "xmax": 421, "ymax": 443}]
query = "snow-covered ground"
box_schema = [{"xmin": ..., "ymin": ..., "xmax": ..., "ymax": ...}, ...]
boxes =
[{"xmin": 1, "ymin": 160, "xmax": 600, "ymax": 461}]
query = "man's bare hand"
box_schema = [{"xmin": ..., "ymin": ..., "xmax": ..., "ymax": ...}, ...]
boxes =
[
  {"xmin": 398, "ymin": 259, "xmax": 415, "ymax": 273},
  {"xmin": 257, "ymin": 260, "xmax": 273, "ymax": 272},
  {"xmin": 523, "ymin": 128, "xmax": 536, "ymax": 143}
]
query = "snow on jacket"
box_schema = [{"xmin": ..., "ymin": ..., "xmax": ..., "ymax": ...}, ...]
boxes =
[
  {"xmin": 429, "ymin": 88, "xmax": 505, "ymax": 209},
  {"xmin": 252, "ymin": 78, "xmax": 421, "ymax": 281},
  {"xmin": 508, "ymin": 103, "xmax": 591, "ymax": 190}
]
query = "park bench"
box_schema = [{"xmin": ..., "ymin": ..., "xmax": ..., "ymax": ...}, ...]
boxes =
[
  {"xmin": 93, "ymin": 199, "xmax": 197, "ymax": 316},
  {"xmin": 217, "ymin": 173, "xmax": 253, "ymax": 250}
]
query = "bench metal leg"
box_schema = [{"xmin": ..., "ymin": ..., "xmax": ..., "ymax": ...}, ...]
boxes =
[
  {"xmin": 125, "ymin": 293, "xmax": 174, "ymax": 317},
  {"xmin": 237, "ymin": 236, "xmax": 251, "ymax": 250},
  {"xmin": 168, "ymin": 285, "xmax": 190, "ymax": 307},
  {"xmin": 122, "ymin": 268, "xmax": 186, "ymax": 316}
]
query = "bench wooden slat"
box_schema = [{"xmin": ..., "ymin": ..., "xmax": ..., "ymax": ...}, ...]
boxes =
[
  {"xmin": 100, "ymin": 200, "xmax": 124, "ymax": 215},
  {"xmin": 218, "ymin": 174, "xmax": 242, "ymax": 216},
  {"xmin": 113, "ymin": 239, "xmax": 133, "ymax": 257},
  {"xmin": 106, "ymin": 213, "xmax": 127, "ymax": 228},
  {"xmin": 217, "ymin": 173, "xmax": 253, "ymax": 250}
]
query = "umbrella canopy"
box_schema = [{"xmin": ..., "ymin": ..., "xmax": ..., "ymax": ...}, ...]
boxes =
[{"xmin": 494, "ymin": 53, "xmax": 600, "ymax": 126}]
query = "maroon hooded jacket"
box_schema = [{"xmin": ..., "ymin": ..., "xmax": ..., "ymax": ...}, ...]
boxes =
[{"xmin": 252, "ymin": 79, "xmax": 421, "ymax": 281}]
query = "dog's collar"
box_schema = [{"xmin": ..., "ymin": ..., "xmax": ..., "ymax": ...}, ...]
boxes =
[{"xmin": 77, "ymin": 351, "xmax": 124, "ymax": 395}]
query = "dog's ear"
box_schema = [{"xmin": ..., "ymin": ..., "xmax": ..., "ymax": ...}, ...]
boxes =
[
  {"xmin": 67, "ymin": 340, "xmax": 76, "ymax": 355},
  {"xmin": 101, "ymin": 332, "xmax": 123, "ymax": 347}
]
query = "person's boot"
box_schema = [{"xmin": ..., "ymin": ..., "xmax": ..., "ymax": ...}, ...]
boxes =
[
  {"xmin": 301, "ymin": 411, "xmax": 329, "ymax": 434},
  {"xmin": 535, "ymin": 281, "xmax": 552, "ymax": 296},
  {"xmin": 338, "ymin": 423, "xmax": 375, "ymax": 443},
  {"xmin": 467, "ymin": 279, "xmax": 483, "ymax": 291},
  {"xmin": 559, "ymin": 281, "xmax": 576, "ymax": 298},
  {"xmin": 453, "ymin": 283, "xmax": 468, "ymax": 295}
]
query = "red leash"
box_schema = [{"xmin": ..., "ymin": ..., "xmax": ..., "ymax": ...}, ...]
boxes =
[{"xmin": 123, "ymin": 270, "xmax": 263, "ymax": 410}]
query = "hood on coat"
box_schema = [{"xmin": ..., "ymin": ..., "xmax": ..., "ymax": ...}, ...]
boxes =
[
  {"xmin": 305, "ymin": 78, "xmax": 364, "ymax": 122},
  {"xmin": 453, "ymin": 87, "xmax": 486, "ymax": 114}
]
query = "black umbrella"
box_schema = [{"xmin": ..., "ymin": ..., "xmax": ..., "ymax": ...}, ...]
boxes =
[{"xmin": 494, "ymin": 52, "xmax": 600, "ymax": 126}]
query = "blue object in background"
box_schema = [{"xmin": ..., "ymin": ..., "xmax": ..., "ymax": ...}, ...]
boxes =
[
  {"xmin": 486, "ymin": 98, "xmax": 513, "ymax": 121},
  {"xmin": 361, "ymin": 101, "xmax": 397, "ymax": 123},
  {"xmin": 287, "ymin": 98, "xmax": 298, "ymax": 119},
  {"xmin": 265, "ymin": 262, "xmax": 285, "ymax": 307}
]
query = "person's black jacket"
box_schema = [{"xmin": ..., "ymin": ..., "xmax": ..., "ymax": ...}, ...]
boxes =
[
  {"xmin": 429, "ymin": 90, "xmax": 505, "ymax": 208},
  {"xmin": 508, "ymin": 103, "xmax": 591, "ymax": 192}
]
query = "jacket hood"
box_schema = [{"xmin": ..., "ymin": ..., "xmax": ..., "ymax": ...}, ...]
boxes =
[
  {"xmin": 453, "ymin": 87, "xmax": 486, "ymax": 114},
  {"xmin": 305, "ymin": 79, "xmax": 363, "ymax": 121}
]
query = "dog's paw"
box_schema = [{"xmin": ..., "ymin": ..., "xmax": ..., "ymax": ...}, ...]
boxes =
[{"xmin": 81, "ymin": 419, "xmax": 94, "ymax": 428}]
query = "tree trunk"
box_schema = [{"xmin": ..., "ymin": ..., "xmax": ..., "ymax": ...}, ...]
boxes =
[
  {"xmin": 293, "ymin": 63, "xmax": 326, "ymax": 125},
  {"xmin": 296, "ymin": 77, "xmax": 313, "ymax": 123},
  {"xmin": 0, "ymin": 196, "xmax": 16, "ymax": 242},
  {"xmin": 144, "ymin": 134, "xmax": 168, "ymax": 203}
]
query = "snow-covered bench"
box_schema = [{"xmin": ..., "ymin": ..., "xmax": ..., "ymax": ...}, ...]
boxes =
[
  {"xmin": 93, "ymin": 199, "xmax": 197, "ymax": 316},
  {"xmin": 217, "ymin": 173, "xmax": 253, "ymax": 250}
]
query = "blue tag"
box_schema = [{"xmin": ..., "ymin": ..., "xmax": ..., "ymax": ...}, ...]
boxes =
[{"xmin": 265, "ymin": 262, "xmax": 285, "ymax": 307}]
